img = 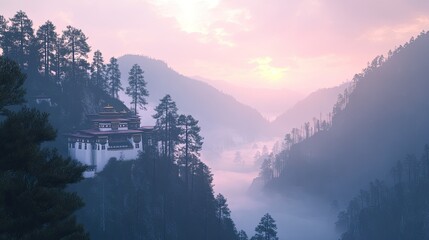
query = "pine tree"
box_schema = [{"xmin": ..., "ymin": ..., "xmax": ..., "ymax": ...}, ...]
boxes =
[
  {"xmin": 0, "ymin": 15, "xmax": 8, "ymax": 55},
  {"xmin": 90, "ymin": 50, "xmax": 107, "ymax": 91},
  {"xmin": 0, "ymin": 56, "xmax": 25, "ymax": 111},
  {"xmin": 36, "ymin": 21, "xmax": 58, "ymax": 80},
  {"xmin": 6, "ymin": 11, "xmax": 34, "ymax": 70},
  {"xmin": 215, "ymin": 194, "xmax": 231, "ymax": 221},
  {"xmin": 53, "ymin": 36, "xmax": 66, "ymax": 83},
  {"xmin": 238, "ymin": 230, "xmax": 249, "ymax": 240},
  {"xmin": 106, "ymin": 57, "xmax": 122, "ymax": 98},
  {"xmin": 0, "ymin": 56, "xmax": 88, "ymax": 239},
  {"xmin": 251, "ymin": 213, "xmax": 279, "ymax": 240},
  {"xmin": 177, "ymin": 114, "xmax": 203, "ymax": 190},
  {"xmin": 125, "ymin": 64, "xmax": 148, "ymax": 114},
  {"xmin": 153, "ymin": 94, "xmax": 179, "ymax": 160},
  {"xmin": 61, "ymin": 25, "xmax": 90, "ymax": 83}
]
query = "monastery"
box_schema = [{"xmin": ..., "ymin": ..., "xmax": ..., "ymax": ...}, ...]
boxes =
[{"xmin": 67, "ymin": 105, "xmax": 153, "ymax": 177}]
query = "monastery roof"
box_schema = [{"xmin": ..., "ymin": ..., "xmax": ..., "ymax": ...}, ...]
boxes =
[
  {"xmin": 91, "ymin": 118, "xmax": 131, "ymax": 122},
  {"xmin": 79, "ymin": 129, "xmax": 147, "ymax": 135}
]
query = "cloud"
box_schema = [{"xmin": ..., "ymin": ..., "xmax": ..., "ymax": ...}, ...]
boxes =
[
  {"xmin": 249, "ymin": 57, "xmax": 289, "ymax": 83},
  {"xmin": 360, "ymin": 16, "xmax": 429, "ymax": 42}
]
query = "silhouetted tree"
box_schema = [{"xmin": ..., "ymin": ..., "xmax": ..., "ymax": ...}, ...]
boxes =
[
  {"xmin": 36, "ymin": 20, "xmax": 58, "ymax": 80},
  {"xmin": 61, "ymin": 25, "xmax": 90, "ymax": 83},
  {"xmin": 5, "ymin": 11, "xmax": 34, "ymax": 70},
  {"xmin": 126, "ymin": 64, "xmax": 148, "ymax": 114},
  {"xmin": 177, "ymin": 114, "xmax": 203, "ymax": 190},
  {"xmin": 106, "ymin": 57, "xmax": 122, "ymax": 98},
  {"xmin": 0, "ymin": 57, "xmax": 25, "ymax": 111},
  {"xmin": 153, "ymin": 94, "xmax": 179, "ymax": 160},
  {"xmin": 90, "ymin": 50, "xmax": 107, "ymax": 91},
  {"xmin": 0, "ymin": 15, "xmax": 8, "ymax": 55},
  {"xmin": 0, "ymin": 57, "xmax": 88, "ymax": 239},
  {"xmin": 251, "ymin": 213, "xmax": 278, "ymax": 240},
  {"xmin": 238, "ymin": 230, "xmax": 249, "ymax": 240}
]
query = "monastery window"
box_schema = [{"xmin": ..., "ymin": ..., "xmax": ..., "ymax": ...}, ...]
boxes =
[
  {"xmin": 72, "ymin": 143, "xmax": 75, "ymax": 148},
  {"xmin": 84, "ymin": 143, "xmax": 87, "ymax": 150},
  {"xmin": 135, "ymin": 143, "xmax": 139, "ymax": 148},
  {"xmin": 78, "ymin": 143, "xmax": 82, "ymax": 149},
  {"xmin": 98, "ymin": 145, "xmax": 100, "ymax": 150},
  {"xmin": 102, "ymin": 145, "xmax": 106, "ymax": 150}
]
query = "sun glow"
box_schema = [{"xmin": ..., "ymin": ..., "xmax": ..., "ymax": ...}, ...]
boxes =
[
  {"xmin": 250, "ymin": 57, "xmax": 289, "ymax": 82},
  {"xmin": 146, "ymin": 0, "xmax": 220, "ymax": 34}
]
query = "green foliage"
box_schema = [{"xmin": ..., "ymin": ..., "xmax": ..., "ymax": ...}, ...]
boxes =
[
  {"xmin": 0, "ymin": 56, "xmax": 25, "ymax": 111},
  {"xmin": 0, "ymin": 58, "xmax": 88, "ymax": 239}
]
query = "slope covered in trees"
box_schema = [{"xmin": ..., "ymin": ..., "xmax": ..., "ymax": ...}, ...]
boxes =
[
  {"xmin": 0, "ymin": 56, "xmax": 88, "ymax": 239},
  {"xmin": 336, "ymin": 145, "xmax": 429, "ymax": 240},
  {"xmin": 0, "ymin": 11, "xmax": 258, "ymax": 239},
  {"xmin": 72, "ymin": 94, "xmax": 243, "ymax": 240},
  {"xmin": 271, "ymin": 82, "xmax": 349, "ymax": 137},
  {"xmin": 117, "ymin": 55, "xmax": 270, "ymax": 149},
  {"xmin": 259, "ymin": 31, "xmax": 429, "ymax": 200},
  {"xmin": 0, "ymin": 11, "xmax": 131, "ymax": 154}
]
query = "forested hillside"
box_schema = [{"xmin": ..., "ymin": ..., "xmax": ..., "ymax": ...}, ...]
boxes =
[
  {"xmin": 271, "ymin": 82, "xmax": 348, "ymax": 137},
  {"xmin": 256, "ymin": 31, "xmax": 429, "ymax": 201},
  {"xmin": 0, "ymin": 10, "xmax": 251, "ymax": 240},
  {"xmin": 336, "ymin": 145, "xmax": 429, "ymax": 240},
  {"xmin": 118, "ymin": 55, "xmax": 270, "ymax": 149}
]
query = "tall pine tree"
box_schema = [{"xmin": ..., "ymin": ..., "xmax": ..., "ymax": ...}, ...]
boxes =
[
  {"xmin": 153, "ymin": 94, "xmax": 179, "ymax": 161},
  {"xmin": 125, "ymin": 64, "xmax": 148, "ymax": 114},
  {"xmin": 61, "ymin": 25, "xmax": 90, "ymax": 83},
  {"xmin": 251, "ymin": 213, "xmax": 279, "ymax": 240},
  {"xmin": 0, "ymin": 56, "xmax": 88, "ymax": 239},
  {"xmin": 177, "ymin": 114, "xmax": 203, "ymax": 190},
  {"xmin": 36, "ymin": 21, "xmax": 58, "ymax": 80},
  {"xmin": 90, "ymin": 50, "xmax": 107, "ymax": 91},
  {"xmin": 6, "ymin": 11, "xmax": 34, "ymax": 70},
  {"xmin": 0, "ymin": 15, "xmax": 8, "ymax": 55},
  {"xmin": 106, "ymin": 57, "xmax": 122, "ymax": 98}
]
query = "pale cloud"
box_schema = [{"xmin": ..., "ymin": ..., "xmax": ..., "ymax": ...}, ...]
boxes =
[
  {"xmin": 3, "ymin": 0, "xmax": 429, "ymax": 92},
  {"xmin": 361, "ymin": 16, "xmax": 429, "ymax": 42},
  {"xmin": 250, "ymin": 57, "xmax": 289, "ymax": 83},
  {"xmin": 144, "ymin": 0, "xmax": 250, "ymax": 46}
]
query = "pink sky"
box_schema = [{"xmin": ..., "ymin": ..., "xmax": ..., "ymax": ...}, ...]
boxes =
[{"xmin": 3, "ymin": 0, "xmax": 429, "ymax": 93}]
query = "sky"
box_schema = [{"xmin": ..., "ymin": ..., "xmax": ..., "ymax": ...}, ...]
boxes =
[{"xmin": 3, "ymin": 0, "xmax": 429, "ymax": 93}]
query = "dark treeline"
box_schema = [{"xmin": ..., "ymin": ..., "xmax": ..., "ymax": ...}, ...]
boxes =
[
  {"xmin": 251, "ymin": 30, "xmax": 429, "ymax": 201},
  {"xmin": 337, "ymin": 145, "xmax": 429, "ymax": 240},
  {"xmin": 0, "ymin": 11, "xmax": 122, "ymax": 96},
  {"xmin": 0, "ymin": 10, "xmax": 149, "ymax": 154},
  {"xmin": 72, "ymin": 93, "xmax": 278, "ymax": 240},
  {"xmin": 0, "ymin": 57, "xmax": 88, "ymax": 239},
  {"xmin": 0, "ymin": 10, "xmax": 281, "ymax": 240}
]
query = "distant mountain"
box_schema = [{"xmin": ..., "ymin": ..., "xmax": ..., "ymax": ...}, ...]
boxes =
[
  {"xmin": 117, "ymin": 55, "xmax": 270, "ymax": 150},
  {"xmin": 194, "ymin": 76, "xmax": 304, "ymax": 120},
  {"xmin": 265, "ymin": 31, "xmax": 429, "ymax": 200},
  {"xmin": 271, "ymin": 83, "xmax": 348, "ymax": 136}
]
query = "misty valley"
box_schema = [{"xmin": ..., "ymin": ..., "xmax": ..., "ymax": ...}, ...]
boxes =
[{"xmin": 2, "ymin": 7, "xmax": 429, "ymax": 240}]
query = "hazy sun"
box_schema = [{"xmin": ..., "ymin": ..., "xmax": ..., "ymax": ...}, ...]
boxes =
[{"xmin": 250, "ymin": 57, "xmax": 288, "ymax": 83}]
